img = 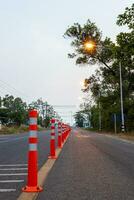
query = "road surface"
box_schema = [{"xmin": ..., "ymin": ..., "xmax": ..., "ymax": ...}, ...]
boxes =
[
  {"xmin": 37, "ymin": 128, "xmax": 134, "ymax": 200},
  {"xmin": 0, "ymin": 130, "xmax": 53, "ymax": 200}
]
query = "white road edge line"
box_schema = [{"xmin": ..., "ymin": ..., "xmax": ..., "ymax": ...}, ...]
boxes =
[
  {"xmin": 0, "ymin": 138, "xmax": 9, "ymax": 140},
  {"xmin": 0, "ymin": 189, "xmax": 16, "ymax": 192},
  {"xmin": 0, "ymin": 180, "xmax": 24, "ymax": 183},
  {"xmin": 0, "ymin": 136, "xmax": 27, "ymax": 144},
  {"xmin": 0, "ymin": 168, "xmax": 27, "ymax": 171},
  {"xmin": 0, "ymin": 173, "xmax": 27, "ymax": 176},
  {"xmin": 0, "ymin": 164, "xmax": 27, "ymax": 167}
]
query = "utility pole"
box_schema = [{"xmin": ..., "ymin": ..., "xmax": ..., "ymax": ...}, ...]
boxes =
[
  {"xmin": 41, "ymin": 101, "xmax": 45, "ymax": 127},
  {"xmin": 119, "ymin": 62, "xmax": 125, "ymax": 132},
  {"xmin": 70, "ymin": 111, "xmax": 72, "ymax": 126},
  {"xmin": 45, "ymin": 102, "xmax": 48, "ymax": 119},
  {"xmin": 114, "ymin": 113, "xmax": 117, "ymax": 134},
  {"xmin": 99, "ymin": 91, "xmax": 101, "ymax": 131}
]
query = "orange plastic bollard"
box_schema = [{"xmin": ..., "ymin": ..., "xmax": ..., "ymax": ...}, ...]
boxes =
[{"xmin": 22, "ymin": 110, "xmax": 42, "ymax": 192}]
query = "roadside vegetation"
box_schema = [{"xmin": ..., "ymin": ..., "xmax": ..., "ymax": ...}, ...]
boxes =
[
  {"xmin": 64, "ymin": 4, "xmax": 134, "ymax": 134},
  {"xmin": 0, "ymin": 125, "xmax": 28, "ymax": 135},
  {"xmin": 0, "ymin": 96, "xmax": 58, "ymax": 134}
]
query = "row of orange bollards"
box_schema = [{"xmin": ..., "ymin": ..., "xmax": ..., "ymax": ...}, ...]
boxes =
[{"xmin": 22, "ymin": 109, "xmax": 71, "ymax": 193}]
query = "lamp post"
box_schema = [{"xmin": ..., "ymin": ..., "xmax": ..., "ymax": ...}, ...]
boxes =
[
  {"xmin": 98, "ymin": 91, "xmax": 101, "ymax": 131},
  {"xmin": 119, "ymin": 61, "xmax": 125, "ymax": 132}
]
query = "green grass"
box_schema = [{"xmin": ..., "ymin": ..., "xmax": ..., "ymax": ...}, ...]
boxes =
[
  {"xmin": 0, "ymin": 125, "xmax": 29, "ymax": 135},
  {"xmin": 83, "ymin": 127, "xmax": 134, "ymax": 142},
  {"xmin": 0, "ymin": 125, "xmax": 50, "ymax": 135},
  {"xmin": 83, "ymin": 127, "xmax": 134, "ymax": 135}
]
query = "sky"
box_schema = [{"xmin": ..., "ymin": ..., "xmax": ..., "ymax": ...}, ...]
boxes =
[{"xmin": 0, "ymin": 0, "xmax": 133, "ymax": 124}]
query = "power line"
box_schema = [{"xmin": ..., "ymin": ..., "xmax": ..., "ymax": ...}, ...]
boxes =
[
  {"xmin": 52, "ymin": 105, "xmax": 76, "ymax": 108},
  {"xmin": 0, "ymin": 79, "xmax": 31, "ymax": 101},
  {"xmin": 0, "ymin": 88, "xmax": 7, "ymax": 96}
]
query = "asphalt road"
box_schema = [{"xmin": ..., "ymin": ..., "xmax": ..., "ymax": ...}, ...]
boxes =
[
  {"xmin": 0, "ymin": 130, "xmax": 55, "ymax": 200},
  {"xmin": 37, "ymin": 128, "xmax": 134, "ymax": 200}
]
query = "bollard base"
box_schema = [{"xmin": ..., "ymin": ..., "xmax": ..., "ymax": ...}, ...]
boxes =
[
  {"xmin": 22, "ymin": 185, "xmax": 43, "ymax": 192},
  {"xmin": 48, "ymin": 155, "xmax": 57, "ymax": 159},
  {"xmin": 58, "ymin": 146, "xmax": 62, "ymax": 149}
]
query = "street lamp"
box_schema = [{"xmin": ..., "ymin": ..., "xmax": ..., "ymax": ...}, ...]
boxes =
[
  {"xmin": 80, "ymin": 80, "xmax": 85, "ymax": 88},
  {"xmin": 84, "ymin": 41, "xmax": 96, "ymax": 51},
  {"xmin": 83, "ymin": 41, "xmax": 125, "ymax": 133},
  {"xmin": 80, "ymin": 79, "xmax": 91, "ymax": 90}
]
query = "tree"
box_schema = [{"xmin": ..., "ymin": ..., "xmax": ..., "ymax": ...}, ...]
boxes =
[
  {"xmin": 64, "ymin": 20, "xmax": 116, "ymax": 74},
  {"xmin": 74, "ymin": 111, "xmax": 84, "ymax": 127},
  {"xmin": 65, "ymin": 3, "xmax": 134, "ymax": 132},
  {"xmin": 29, "ymin": 99, "xmax": 56, "ymax": 128},
  {"xmin": 117, "ymin": 3, "xmax": 134, "ymax": 30},
  {"xmin": 0, "ymin": 95, "xmax": 28, "ymax": 126},
  {"xmin": 11, "ymin": 97, "xmax": 28, "ymax": 126}
]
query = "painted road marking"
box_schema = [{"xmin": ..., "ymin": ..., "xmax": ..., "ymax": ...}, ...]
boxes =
[
  {"xmin": 0, "ymin": 136, "xmax": 10, "ymax": 138},
  {"xmin": 0, "ymin": 138, "xmax": 9, "ymax": 140},
  {"xmin": 0, "ymin": 136, "xmax": 28, "ymax": 144},
  {"xmin": 0, "ymin": 164, "xmax": 27, "ymax": 167},
  {"xmin": 0, "ymin": 173, "xmax": 27, "ymax": 176},
  {"xmin": 0, "ymin": 189, "xmax": 16, "ymax": 192},
  {"xmin": 76, "ymin": 135, "xmax": 91, "ymax": 138},
  {"xmin": 0, "ymin": 180, "xmax": 24, "ymax": 183},
  {"xmin": 0, "ymin": 168, "xmax": 27, "ymax": 171},
  {"xmin": 0, "ymin": 163, "xmax": 27, "ymax": 194}
]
